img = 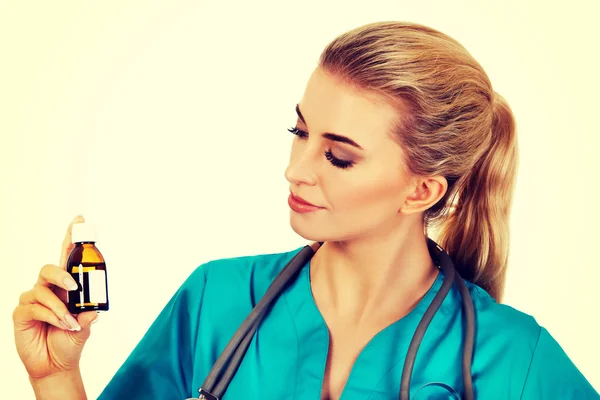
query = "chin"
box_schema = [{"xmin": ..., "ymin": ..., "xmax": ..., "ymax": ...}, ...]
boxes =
[{"xmin": 289, "ymin": 214, "xmax": 323, "ymax": 242}]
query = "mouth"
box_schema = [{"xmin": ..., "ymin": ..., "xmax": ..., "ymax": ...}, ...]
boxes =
[{"xmin": 290, "ymin": 192, "xmax": 321, "ymax": 207}]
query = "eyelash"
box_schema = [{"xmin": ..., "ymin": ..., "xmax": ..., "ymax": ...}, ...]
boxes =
[{"xmin": 287, "ymin": 127, "xmax": 355, "ymax": 170}]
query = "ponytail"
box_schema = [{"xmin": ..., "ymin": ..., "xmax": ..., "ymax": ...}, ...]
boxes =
[{"xmin": 436, "ymin": 93, "xmax": 518, "ymax": 302}]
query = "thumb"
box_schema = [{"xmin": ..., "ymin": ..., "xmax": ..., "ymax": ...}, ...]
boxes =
[{"xmin": 70, "ymin": 311, "xmax": 99, "ymax": 343}]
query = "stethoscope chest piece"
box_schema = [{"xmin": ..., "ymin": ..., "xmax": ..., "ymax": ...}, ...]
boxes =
[{"xmin": 413, "ymin": 382, "xmax": 461, "ymax": 399}]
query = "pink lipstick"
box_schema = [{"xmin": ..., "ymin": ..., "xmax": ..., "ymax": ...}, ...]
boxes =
[{"xmin": 288, "ymin": 193, "xmax": 324, "ymax": 213}]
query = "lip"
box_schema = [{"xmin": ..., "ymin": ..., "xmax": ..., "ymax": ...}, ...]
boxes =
[
  {"xmin": 291, "ymin": 193, "xmax": 319, "ymax": 207},
  {"xmin": 288, "ymin": 193, "xmax": 324, "ymax": 213}
]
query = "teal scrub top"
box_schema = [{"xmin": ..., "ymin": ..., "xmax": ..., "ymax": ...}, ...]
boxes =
[{"xmin": 97, "ymin": 246, "xmax": 599, "ymax": 399}]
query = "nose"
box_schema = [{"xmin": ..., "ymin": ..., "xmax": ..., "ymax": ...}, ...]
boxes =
[{"xmin": 284, "ymin": 144, "xmax": 319, "ymax": 187}]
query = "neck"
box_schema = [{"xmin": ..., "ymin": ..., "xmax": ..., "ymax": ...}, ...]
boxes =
[{"xmin": 309, "ymin": 225, "xmax": 439, "ymax": 326}]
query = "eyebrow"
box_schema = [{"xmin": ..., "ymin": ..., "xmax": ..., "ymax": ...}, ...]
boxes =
[{"xmin": 295, "ymin": 104, "xmax": 364, "ymax": 150}]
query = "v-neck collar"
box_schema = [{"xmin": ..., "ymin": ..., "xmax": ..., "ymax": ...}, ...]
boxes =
[{"xmin": 283, "ymin": 248, "xmax": 458, "ymax": 399}]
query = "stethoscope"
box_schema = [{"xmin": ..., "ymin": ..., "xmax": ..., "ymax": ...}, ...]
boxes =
[{"xmin": 187, "ymin": 237, "xmax": 476, "ymax": 400}]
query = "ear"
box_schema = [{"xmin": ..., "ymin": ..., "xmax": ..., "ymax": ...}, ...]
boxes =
[{"xmin": 399, "ymin": 175, "xmax": 448, "ymax": 215}]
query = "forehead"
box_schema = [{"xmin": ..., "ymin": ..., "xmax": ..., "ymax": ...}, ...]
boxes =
[{"xmin": 298, "ymin": 68, "xmax": 402, "ymax": 151}]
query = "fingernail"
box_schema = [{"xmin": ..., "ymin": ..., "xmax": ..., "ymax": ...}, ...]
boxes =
[
  {"xmin": 64, "ymin": 314, "xmax": 81, "ymax": 331},
  {"xmin": 64, "ymin": 278, "xmax": 78, "ymax": 291},
  {"xmin": 91, "ymin": 314, "xmax": 100, "ymax": 324},
  {"xmin": 59, "ymin": 320, "xmax": 71, "ymax": 330}
]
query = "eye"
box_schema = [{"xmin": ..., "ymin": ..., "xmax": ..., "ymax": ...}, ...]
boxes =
[
  {"xmin": 287, "ymin": 126, "xmax": 355, "ymax": 170},
  {"xmin": 325, "ymin": 149, "xmax": 354, "ymax": 169},
  {"xmin": 287, "ymin": 126, "xmax": 308, "ymax": 138}
]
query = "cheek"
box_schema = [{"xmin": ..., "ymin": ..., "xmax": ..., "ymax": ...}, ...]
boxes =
[
  {"xmin": 324, "ymin": 168, "xmax": 405, "ymax": 214},
  {"xmin": 317, "ymin": 169, "xmax": 406, "ymax": 240}
]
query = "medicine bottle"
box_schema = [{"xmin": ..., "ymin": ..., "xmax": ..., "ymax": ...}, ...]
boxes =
[{"xmin": 66, "ymin": 222, "xmax": 109, "ymax": 314}]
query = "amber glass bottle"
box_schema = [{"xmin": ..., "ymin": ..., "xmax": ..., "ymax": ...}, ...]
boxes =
[{"xmin": 66, "ymin": 222, "xmax": 109, "ymax": 314}]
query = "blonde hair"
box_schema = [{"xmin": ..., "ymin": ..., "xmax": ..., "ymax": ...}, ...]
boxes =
[{"xmin": 318, "ymin": 21, "xmax": 518, "ymax": 302}]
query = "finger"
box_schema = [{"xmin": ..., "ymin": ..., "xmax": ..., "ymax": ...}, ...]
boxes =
[
  {"xmin": 13, "ymin": 303, "xmax": 72, "ymax": 331},
  {"xmin": 53, "ymin": 285, "xmax": 68, "ymax": 304},
  {"xmin": 77, "ymin": 311, "xmax": 99, "ymax": 329},
  {"xmin": 19, "ymin": 286, "xmax": 81, "ymax": 331},
  {"xmin": 37, "ymin": 264, "xmax": 79, "ymax": 291},
  {"xmin": 59, "ymin": 215, "xmax": 85, "ymax": 269},
  {"xmin": 61, "ymin": 311, "xmax": 98, "ymax": 346}
]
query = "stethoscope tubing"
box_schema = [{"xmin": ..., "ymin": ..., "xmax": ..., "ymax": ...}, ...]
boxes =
[
  {"xmin": 194, "ymin": 239, "xmax": 475, "ymax": 400},
  {"xmin": 199, "ymin": 245, "xmax": 314, "ymax": 398}
]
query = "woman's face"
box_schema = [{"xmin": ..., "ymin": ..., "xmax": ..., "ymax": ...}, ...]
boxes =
[{"xmin": 284, "ymin": 67, "xmax": 417, "ymax": 242}]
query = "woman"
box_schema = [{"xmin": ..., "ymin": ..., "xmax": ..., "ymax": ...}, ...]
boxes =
[{"xmin": 13, "ymin": 21, "xmax": 598, "ymax": 399}]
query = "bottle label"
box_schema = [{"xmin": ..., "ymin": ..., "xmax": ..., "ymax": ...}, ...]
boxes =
[
  {"xmin": 87, "ymin": 270, "xmax": 107, "ymax": 304},
  {"xmin": 73, "ymin": 264, "xmax": 107, "ymax": 306}
]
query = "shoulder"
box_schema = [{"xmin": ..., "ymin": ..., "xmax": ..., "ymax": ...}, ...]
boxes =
[
  {"xmin": 449, "ymin": 281, "xmax": 540, "ymax": 374},
  {"xmin": 521, "ymin": 326, "xmax": 599, "ymax": 397},
  {"xmin": 465, "ymin": 280, "xmax": 541, "ymax": 343},
  {"xmin": 204, "ymin": 245, "xmax": 304, "ymax": 283},
  {"xmin": 460, "ymin": 281, "xmax": 598, "ymax": 397},
  {"xmin": 179, "ymin": 245, "xmax": 306, "ymax": 302}
]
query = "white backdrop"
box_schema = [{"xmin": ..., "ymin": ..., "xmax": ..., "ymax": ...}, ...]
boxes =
[{"xmin": 1, "ymin": 0, "xmax": 598, "ymax": 397}]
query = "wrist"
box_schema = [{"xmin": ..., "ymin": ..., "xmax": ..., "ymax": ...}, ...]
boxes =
[{"xmin": 30, "ymin": 369, "xmax": 87, "ymax": 400}]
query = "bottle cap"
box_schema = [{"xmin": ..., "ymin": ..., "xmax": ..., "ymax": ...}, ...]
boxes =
[{"xmin": 71, "ymin": 222, "xmax": 96, "ymax": 243}]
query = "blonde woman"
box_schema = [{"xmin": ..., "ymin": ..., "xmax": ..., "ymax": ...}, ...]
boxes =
[{"xmin": 13, "ymin": 21, "xmax": 598, "ymax": 399}]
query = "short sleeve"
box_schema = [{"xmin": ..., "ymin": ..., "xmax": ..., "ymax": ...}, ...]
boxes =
[
  {"xmin": 97, "ymin": 264, "xmax": 208, "ymax": 399},
  {"xmin": 520, "ymin": 327, "xmax": 599, "ymax": 399}
]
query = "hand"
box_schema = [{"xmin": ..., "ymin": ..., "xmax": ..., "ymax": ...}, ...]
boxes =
[{"xmin": 13, "ymin": 216, "xmax": 100, "ymax": 380}]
